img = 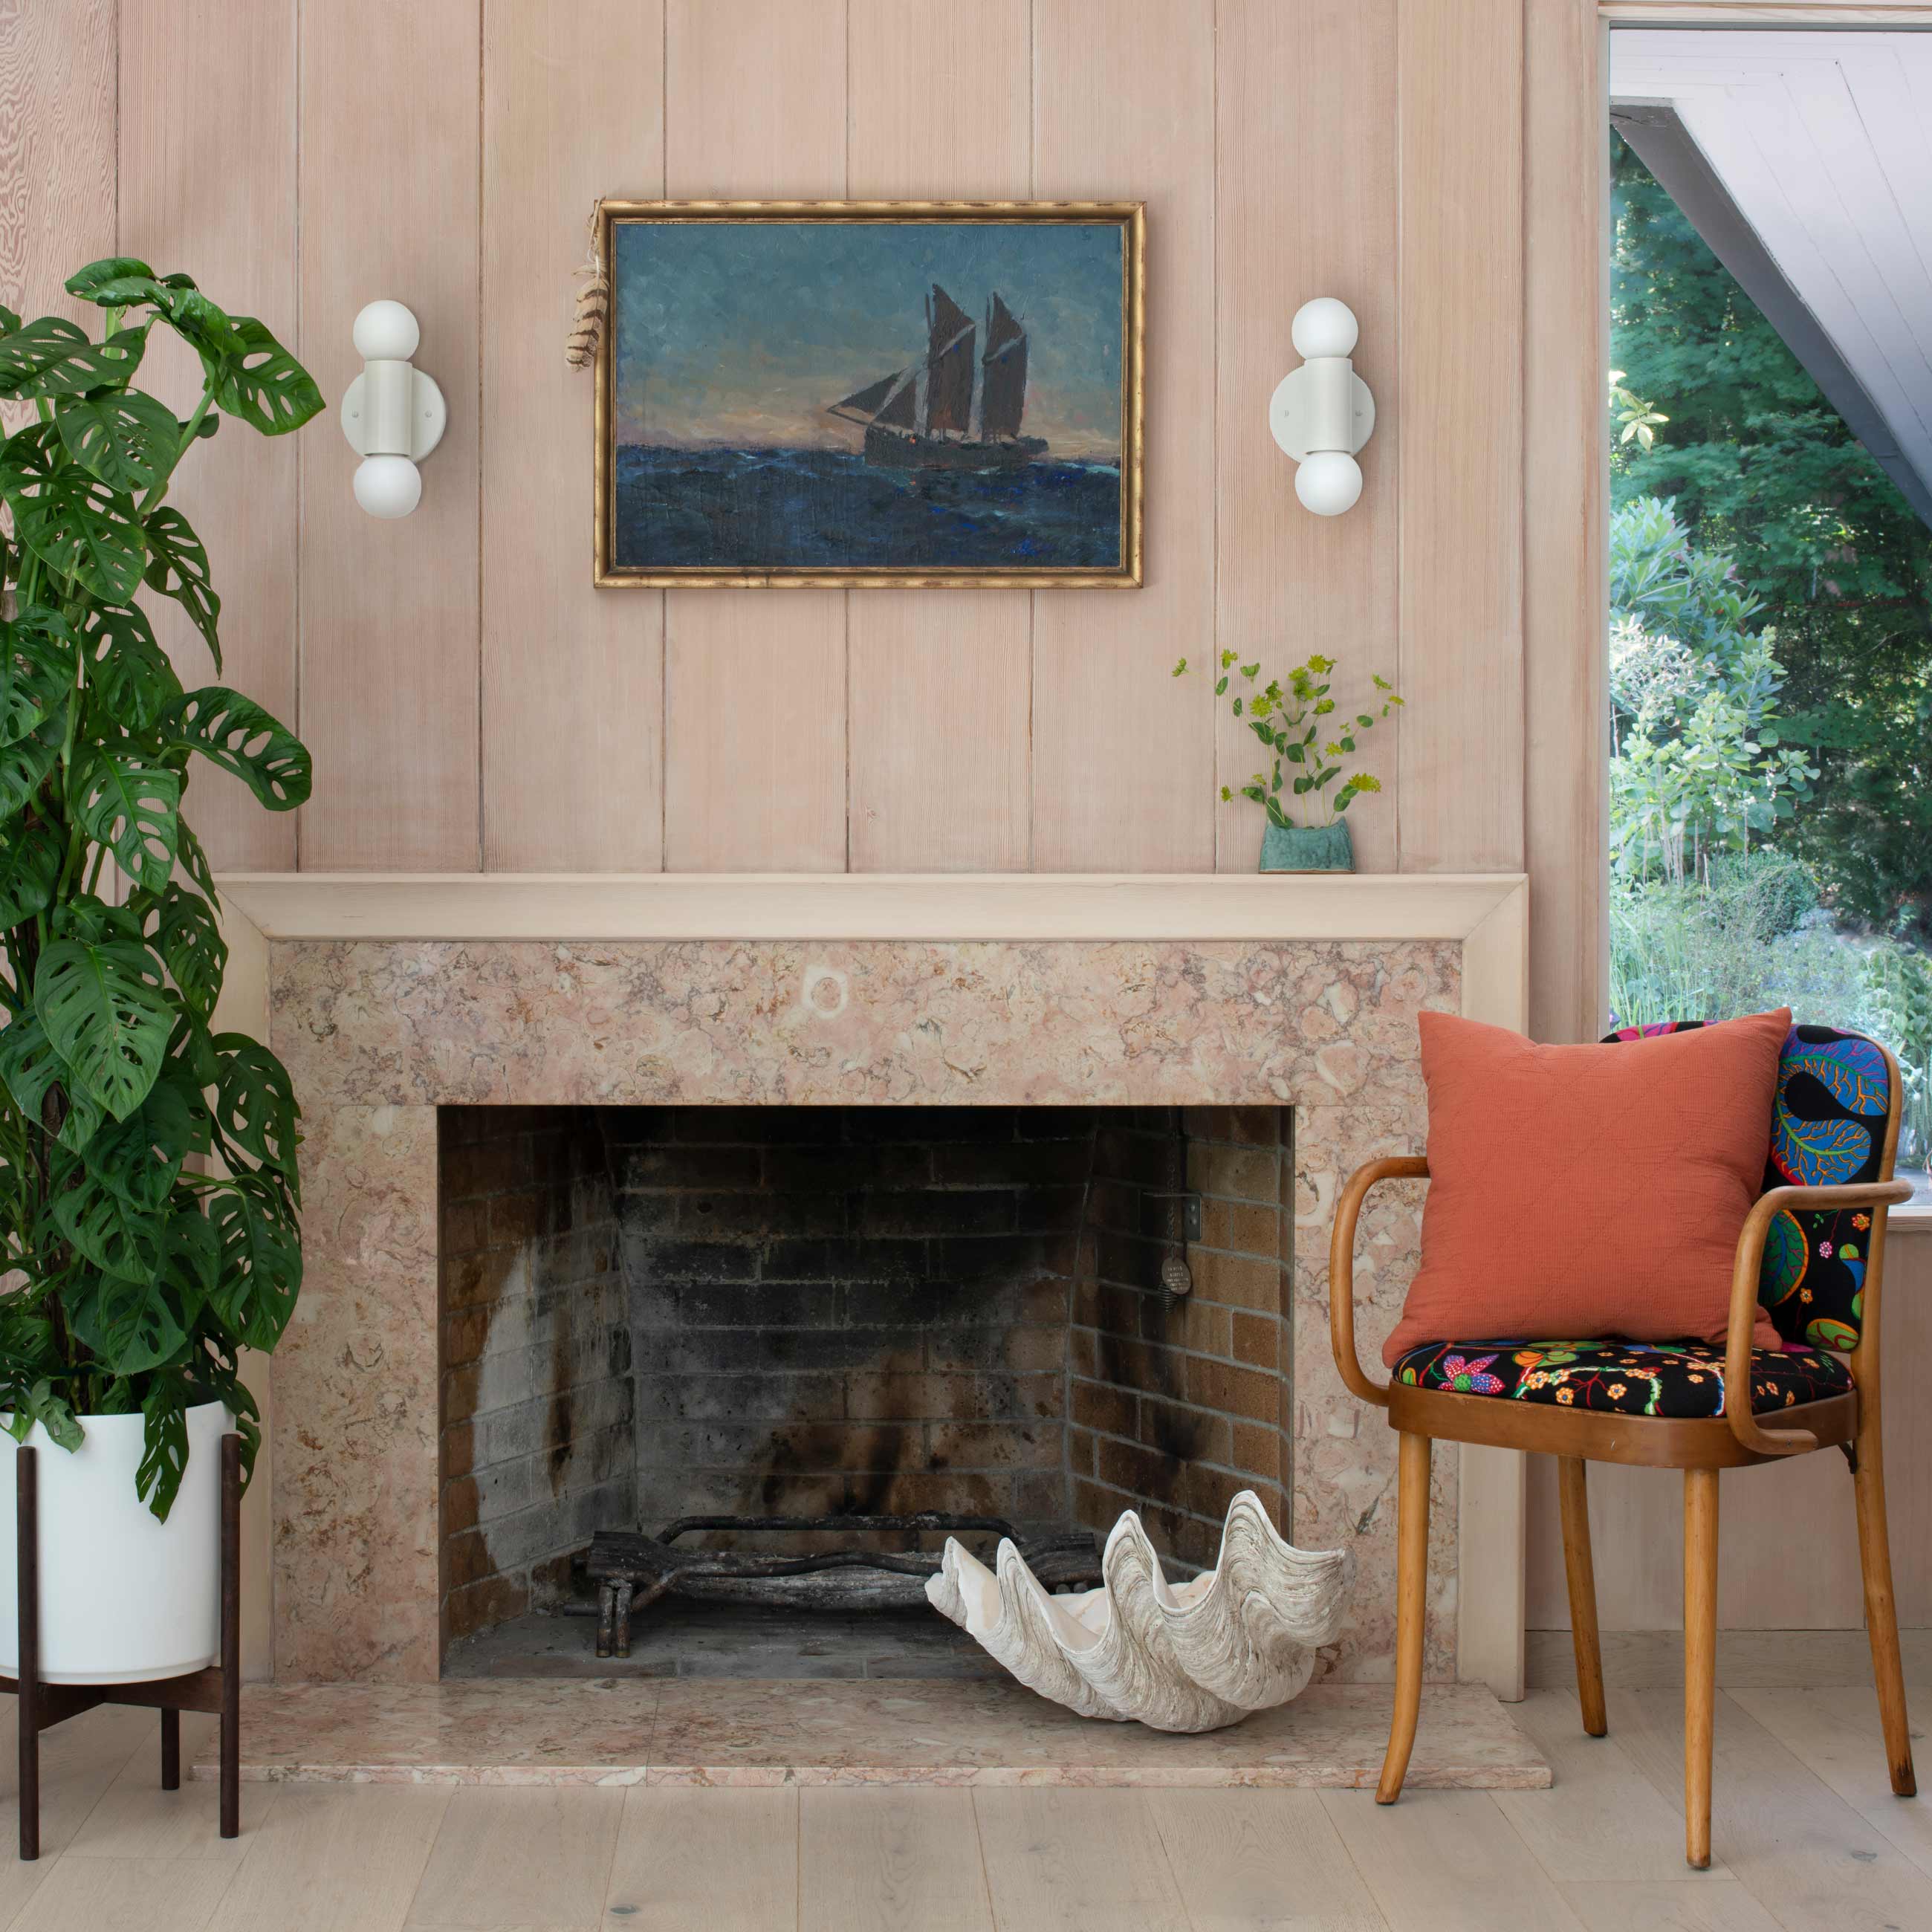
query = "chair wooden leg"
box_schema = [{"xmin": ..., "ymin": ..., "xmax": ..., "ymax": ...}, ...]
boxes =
[
  {"xmin": 1557, "ymin": 1456, "xmax": 1607, "ymax": 1738},
  {"xmin": 1683, "ymin": 1468, "xmax": 1719, "ymax": 1870},
  {"xmin": 1376, "ymin": 1430, "xmax": 1431, "ymax": 1806},
  {"xmin": 1852, "ymin": 1430, "xmax": 1916, "ymax": 1797}
]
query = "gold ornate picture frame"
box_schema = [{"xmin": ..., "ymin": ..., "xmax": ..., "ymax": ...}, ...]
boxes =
[{"xmin": 594, "ymin": 200, "xmax": 1144, "ymax": 588}]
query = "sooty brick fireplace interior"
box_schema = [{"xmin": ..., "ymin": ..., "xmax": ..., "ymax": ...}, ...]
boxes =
[{"xmin": 437, "ymin": 1102, "xmax": 1291, "ymax": 1677}]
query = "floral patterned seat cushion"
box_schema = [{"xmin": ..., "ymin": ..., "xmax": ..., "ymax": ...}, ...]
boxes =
[
  {"xmin": 1390, "ymin": 1338, "xmax": 1852, "ymax": 1419},
  {"xmin": 1606, "ymin": 1022, "xmax": 1892, "ymax": 1351}
]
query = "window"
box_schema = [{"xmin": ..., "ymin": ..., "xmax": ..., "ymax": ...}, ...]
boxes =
[{"xmin": 1607, "ymin": 30, "xmax": 1932, "ymax": 1192}]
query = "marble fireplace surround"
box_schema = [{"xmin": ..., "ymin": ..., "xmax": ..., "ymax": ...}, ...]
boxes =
[{"xmin": 211, "ymin": 872, "xmax": 1530, "ymax": 1700}]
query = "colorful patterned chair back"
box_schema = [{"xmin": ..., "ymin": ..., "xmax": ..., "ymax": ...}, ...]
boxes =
[{"xmin": 1604, "ymin": 1022, "xmax": 1897, "ymax": 1351}]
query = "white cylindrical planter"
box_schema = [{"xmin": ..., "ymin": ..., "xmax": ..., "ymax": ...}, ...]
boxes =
[{"xmin": 0, "ymin": 1401, "xmax": 228, "ymax": 1684}]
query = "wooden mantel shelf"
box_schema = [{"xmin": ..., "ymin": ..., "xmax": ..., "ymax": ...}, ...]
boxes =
[{"xmin": 217, "ymin": 869, "xmax": 1528, "ymax": 948}]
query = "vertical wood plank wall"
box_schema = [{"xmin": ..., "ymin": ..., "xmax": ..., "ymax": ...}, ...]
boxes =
[
  {"xmin": 6, "ymin": 0, "xmax": 1573, "ymax": 889},
  {"xmin": 297, "ymin": 0, "xmax": 483, "ymax": 869},
  {"xmin": 846, "ymin": 0, "xmax": 1036, "ymax": 871},
  {"xmin": 1215, "ymin": 0, "xmax": 1402, "ymax": 876},
  {"xmin": 1032, "ymin": 0, "xmax": 1217, "ymax": 872},
  {"xmin": 480, "ymin": 0, "xmax": 666, "ymax": 872},
  {"xmin": 661, "ymin": 0, "xmax": 850, "ymax": 872},
  {"xmin": 118, "ymin": 0, "xmax": 299, "ymax": 872},
  {"xmin": 0, "ymin": 0, "xmax": 114, "ymax": 340}
]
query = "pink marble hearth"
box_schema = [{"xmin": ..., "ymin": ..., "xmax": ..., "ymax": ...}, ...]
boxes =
[
  {"xmin": 194, "ymin": 1679, "xmax": 1546, "ymax": 1789},
  {"xmin": 266, "ymin": 936, "xmax": 1459, "ymax": 1685}
]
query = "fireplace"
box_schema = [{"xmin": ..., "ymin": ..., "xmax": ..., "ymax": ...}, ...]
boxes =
[
  {"xmin": 221, "ymin": 872, "xmax": 1526, "ymax": 1698},
  {"xmin": 435, "ymin": 1100, "xmax": 1289, "ymax": 1675}
]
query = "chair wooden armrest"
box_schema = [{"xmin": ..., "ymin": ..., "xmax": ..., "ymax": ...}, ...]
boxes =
[
  {"xmin": 1722, "ymin": 1180, "xmax": 1913, "ymax": 1457},
  {"xmin": 1329, "ymin": 1155, "xmax": 1430, "ymax": 1410}
]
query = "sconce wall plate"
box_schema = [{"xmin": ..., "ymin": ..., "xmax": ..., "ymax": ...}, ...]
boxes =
[
  {"xmin": 340, "ymin": 365, "xmax": 447, "ymax": 464},
  {"xmin": 1266, "ymin": 366, "xmax": 1375, "ymax": 464}
]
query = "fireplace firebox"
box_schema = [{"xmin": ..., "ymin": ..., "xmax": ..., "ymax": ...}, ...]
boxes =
[{"xmin": 437, "ymin": 1103, "xmax": 1290, "ymax": 1676}]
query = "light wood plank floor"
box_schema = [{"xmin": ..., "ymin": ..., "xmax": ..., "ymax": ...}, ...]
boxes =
[{"xmin": 0, "ymin": 1690, "xmax": 1924, "ymax": 1931}]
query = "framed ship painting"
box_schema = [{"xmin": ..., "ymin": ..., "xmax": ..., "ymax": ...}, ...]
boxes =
[{"xmin": 594, "ymin": 201, "xmax": 1143, "ymax": 587}]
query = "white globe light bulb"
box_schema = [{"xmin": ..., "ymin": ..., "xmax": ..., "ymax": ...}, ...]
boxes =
[
  {"xmin": 1291, "ymin": 296, "xmax": 1358, "ymax": 361},
  {"xmin": 354, "ymin": 454, "xmax": 422, "ymax": 519},
  {"xmin": 351, "ymin": 299, "xmax": 421, "ymax": 363},
  {"xmin": 1295, "ymin": 450, "xmax": 1362, "ymax": 517}
]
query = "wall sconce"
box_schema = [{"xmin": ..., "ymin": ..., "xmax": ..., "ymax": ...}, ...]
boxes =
[
  {"xmin": 339, "ymin": 301, "xmax": 447, "ymax": 519},
  {"xmin": 1268, "ymin": 298, "xmax": 1375, "ymax": 516}
]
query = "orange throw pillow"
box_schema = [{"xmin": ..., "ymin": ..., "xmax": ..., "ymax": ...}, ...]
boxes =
[{"xmin": 1381, "ymin": 1008, "xmax": 1791, "ymax": 1368}]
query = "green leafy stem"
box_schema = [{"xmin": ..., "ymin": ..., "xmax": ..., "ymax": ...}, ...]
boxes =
[{"xmin": 1173, "ymin": 650, "xmax": 1402, "ymax": 829}]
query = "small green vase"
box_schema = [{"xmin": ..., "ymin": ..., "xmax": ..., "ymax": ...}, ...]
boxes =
[{"xmin": 1259, "ymin": 820, "xmax": 1354, "ymax": 873}]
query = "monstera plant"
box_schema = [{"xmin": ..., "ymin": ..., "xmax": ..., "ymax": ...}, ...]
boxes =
[{"xmin": 0, "ymin": 259, "xmax": 322, "ymax": 1525}]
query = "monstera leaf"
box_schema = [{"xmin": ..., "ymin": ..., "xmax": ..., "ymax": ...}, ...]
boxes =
[
  {"xmin": 0, "ymin": 1011, "xmax": 105, "ymax": 1154},
  {"xmin": 213, "ymin": 1034, "xmax": 299, "ymax": 1185},
  {"xmin": 53, "ymin": 892, "xmax": 149, "ymax": 948},
  {"xmin": 172, "ymin": 303, "xmax": 322, "ymax": 436},
  {"xmin": 48, "ymin": 1156, "xmax": 166, "ymax": 1283},
  {"xmin": 0, "ymin": 822, "xmax": 62, "ymax": 929},
  {"xmin": 0, "ymin": 721, "xmax": 61, "ymax": 823},
  {"xmin": 161, "ymin": 1213, "xmax": 221, "ymax": 1335},
  {"xmin": 135, "ymin": 1383, "xmax": 194, "ymax": 1519},
  {"xmin": 174, "ymin": 816, "xmax": 221, "ymax": 910},
  {"xmin": 64, "ymin": 257, "xmax": 196, "ymax": 311},
  {"xmin": 166, "ymin": 688, "xmax": 310, "ymax": 810},
  {"xmin": 0, "ymin": 316, "xmax": 148, "ymax": 399},
  {"xmin": 13, "ymin": 468, "xmax": 147, "ymax": 603},
  {"xmin": 205, "ymin": 1179, "xmax": 302, "ymax": 1352},
  {"xmin": 1, "ymin": 1378, "xmax": 83, "ymax": 1453},
  {"xmin": 0, "ymin": 418, "xmax": 54, "ymax": 502},
  {"xmin": 168, "ymin": 1008, "xmax": 221, "ymax": 1094},
  {"xmin": 77, "ymin": 603, "xmax": 182, "ymax": 732},
  {"xmin": 140, "ymin": 506, "xmax": 220, "ymax": 667},
  {"xmin": 64, "ymin": 1267, "xmax": 187, "ymax": 1376},
  {"xmin": 74, "ymin": 748, "xmax": 181, "ymax": 893},
  {"xmin": 80, "ymin": 1071, "xmax": 198, "ymax": 1212},
  {"xmin": 0, "ymin": 613, "xmax": 77, "ymax": 746},
  {"xmin": 184, "ymin": 1355, "xmax": 259, "ymax": 1485},
  {"xmin": 33, "ymin": 935, "xmax": 173, "ymax": 1121},
  {"xmin": 55, "ymin": 389, "xmax": 182, "ymax": 493},
  {"xmin": 151, "ymin": 884, "xmax": 227, "ymax": 1021}
]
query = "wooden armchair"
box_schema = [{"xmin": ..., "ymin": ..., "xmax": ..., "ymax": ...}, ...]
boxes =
[{"xmin": 1329, "ymin": 1023, "xmax": 1916, "ymax": 1868}]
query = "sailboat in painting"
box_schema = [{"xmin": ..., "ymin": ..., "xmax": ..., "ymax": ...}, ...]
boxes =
[{"xmin": 827, "ymin": 283, "xmax": 1048, "ymax": 470}]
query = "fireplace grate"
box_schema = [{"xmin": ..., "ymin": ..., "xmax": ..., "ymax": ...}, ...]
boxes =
[{"xmin": 587, "ymin": 1514, "xmax": 1102, "ymax": 1659}]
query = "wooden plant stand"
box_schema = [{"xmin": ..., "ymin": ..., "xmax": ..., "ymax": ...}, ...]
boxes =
[{"xmin": 1, "ymin": 1433, "xmax": 241, "ymax": 1859}]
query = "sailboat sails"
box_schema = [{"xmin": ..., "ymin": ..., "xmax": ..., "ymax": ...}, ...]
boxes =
[
  {"xmin": 980, "ymin": 294, "xmax": 1028, "ymax": 440},
  {"xmin": 826, "ymin": 282, "xmax": 1041, "ymax": 469},
  {"xmin": 828, "ymin": 370, "xmax": 915, "ymax": 428},
  {"xmin": 924, "ymin": 285, "xmax": 976, "ymax": 435}
]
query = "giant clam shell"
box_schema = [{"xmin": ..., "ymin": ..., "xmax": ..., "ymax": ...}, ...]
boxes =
[{"xmin": 927, "ymin": 1489, "xmax": 1354, "ymax": 1734}]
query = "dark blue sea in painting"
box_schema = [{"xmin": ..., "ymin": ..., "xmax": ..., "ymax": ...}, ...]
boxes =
[{"xmin": 613, "ymin": 444, "xmax": 1122, "ymax": 572}]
